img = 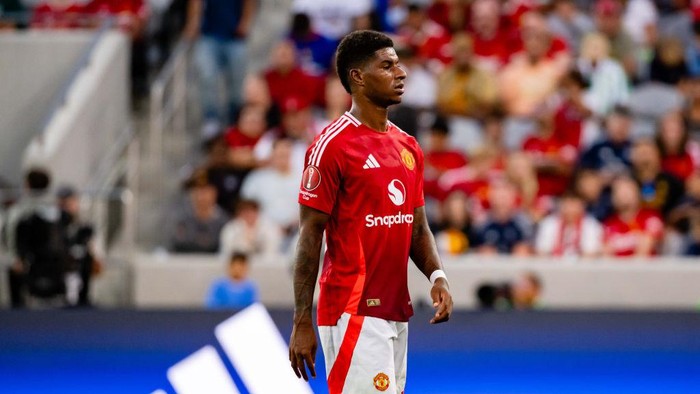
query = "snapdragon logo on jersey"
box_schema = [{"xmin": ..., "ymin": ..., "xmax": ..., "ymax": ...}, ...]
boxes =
[
  {"xmin": 366, "ymin": 179, "xmax": 414, "ymax": 228},
  {"xmin": 152, "ymin": 304, "xmax": 312, "ymax": 394}
]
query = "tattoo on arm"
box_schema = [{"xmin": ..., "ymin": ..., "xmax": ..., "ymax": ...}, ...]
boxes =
[
  {"xmin": 293, "ymin": 205, "xmax": 330, "ymax": 323},
  {"xmin": 410, "ymin": 206, "xmax": 443, "ymax": 279}
]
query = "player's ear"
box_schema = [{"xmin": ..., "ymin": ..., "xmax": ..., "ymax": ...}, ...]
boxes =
[{"xmin": 349, "ymin": 68, "xmax": 364, "ymax": 89}]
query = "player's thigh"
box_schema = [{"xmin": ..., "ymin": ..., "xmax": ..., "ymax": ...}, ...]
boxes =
[
  {"xmin": 318, "ymin": 313, "xmax": 354, "ymax": 378},
  {"xmin": 393, "ymin": 322, "xmax": 409, "ymax": 394},
  {"xmin": 343, "ymin": 316, "xmax": 399, "ymax": 394}
]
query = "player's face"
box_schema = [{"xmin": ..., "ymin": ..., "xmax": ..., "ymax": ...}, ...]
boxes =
[{"xmin": 362, "ymin": 47, "xmax": 407, "ymax": 107}]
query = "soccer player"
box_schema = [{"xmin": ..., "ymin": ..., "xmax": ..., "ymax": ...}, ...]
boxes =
[{"xmin": 288, "ymin": 30, "xmax": 453, "ymax": 393}]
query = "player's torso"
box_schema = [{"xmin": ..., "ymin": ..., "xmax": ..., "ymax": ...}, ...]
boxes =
[{"xmin": 321, "ymin": 120, "xmax": 422, "ymax": 323}]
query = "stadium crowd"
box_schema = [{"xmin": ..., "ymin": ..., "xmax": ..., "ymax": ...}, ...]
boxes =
[
  {"xmin": 170, "ymin": 0, "xmax": 700, "ymax": 260},
  {"xmin": 5, "ymin": 0, "xmax": 700, "ymax": 261}
]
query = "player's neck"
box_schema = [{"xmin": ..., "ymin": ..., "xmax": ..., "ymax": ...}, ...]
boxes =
[{"xmin": 349, "ymin": 100, "xmax": 389, "ymax": 133}]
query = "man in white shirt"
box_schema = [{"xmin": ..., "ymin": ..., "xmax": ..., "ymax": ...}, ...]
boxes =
[{"xmin": 535, "ymin": 190, "xmax": 604, "ymax": 258}]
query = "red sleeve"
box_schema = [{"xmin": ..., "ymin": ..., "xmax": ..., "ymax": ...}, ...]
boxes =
[
  {"xmin": 642, "ymin": 212, "xmax": 664, "ymax": 239},
  {"xmin": 298, "ymin": 140, "xmax": 343, "ymax": 215},
  {"xmin": 413, "ymin": 141, "xmax": 426, "ymax": 209}
]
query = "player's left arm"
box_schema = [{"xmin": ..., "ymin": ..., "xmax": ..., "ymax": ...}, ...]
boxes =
[{"xmin": 410, "ymin": 206, "xmax": 453, "ymax": 324}]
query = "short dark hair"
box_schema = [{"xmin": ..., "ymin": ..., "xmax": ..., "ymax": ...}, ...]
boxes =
[
  {"xmin": 336, "ymin": 30, "xmax": 394, "ymax": 94},
  {"xmin": 25, "ymin": 168, "xmax": 51, "ymax": 191},
  {"xmin": 229, "ymin": 252, "xmax": 248, "ymax": 265}
]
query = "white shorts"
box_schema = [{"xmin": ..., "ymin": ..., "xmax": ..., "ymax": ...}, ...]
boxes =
[{"xmin": 319, "ymin": 313, "xmax": 408, "ymax": 394}]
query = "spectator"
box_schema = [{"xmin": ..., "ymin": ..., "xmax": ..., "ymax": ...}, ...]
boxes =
[
  {"xmin": 683, "ymin": 211, "xmax": 700, "ymax": 256},
  {"xmin": 205, "ymin": 252, "xmax": 258, "ymax": 309},
  {"xmin": 498, "ymin": 13, "xmax": 561, "ymax": 118},
  {"xmin": 434, "ymin": 191, "xmax": 473, "ymax": 256},
  {"xmin": 184, "ymin": 0, "xmax": 256, "ymax": 134},
  {"xmin": 504, "ymin": 152, "xmax": 542, "ymax": 220},
  {"xmin": 476, "ymin": 271, "xmax": 542, "ymax": 310},
  {"xmin": 668, "ymin": 171, "xmax": 700, "ymax": 237},
  {"xmin": 473, "ymin": 180, "xmax": 532, "ymax": 255},
  {"xmin": 219, "ymin": 199, "xmax": 282, "ymax": 261},
  {"xmin": 630, "ymin": 138, "xmax": 685, "ymax": 217},
  {"xmin": 397, "ymin": 3, "xmax": 452, "ymax": 67},
  {"xmin": 169, "ymin": 169, "xmax": 228, "ymax": 253},
  {"xmin": 603, "ymin": 176, "xmax": 664, "ymax": 257},
  {"xmin": 579, "ymin": 105, "xmax": 634, "ymax": 184},
  {"xmin": 288, "ymin": 13, "xmax": 338, "ymax": 75},
  {"xmin": 553, "ymin": 69, "xmax": 594, "ymax": 149},
  {"xmin": 31, "ymin": 0, "xmax": 86, "ymax": 29},
  {"xmin": 573, "ymin": 168, "xmax": 614, "ymax": 222},
  {"xmin": 522, "ymin": 114, "xmax": 578, "ymax": 198},
  {"xmin": 56, "ymin": 186, "xmax": 103, "ymax": 307},
  {"xmin": 424, "ymin": 117, "xmax": 468, "ymax": 199},
  {"xmin": 622, "ymin": 0, "xmax": 658, "ymax": 49},
  {"xmin": 223, "ymin": 104, "xmax": 268, "ymax": 169},
  {"xmin": 241, "ymin": 138, "xmax": 301, "ymax": 237},
  {"xmin": 468, "ymin": 0, "xmax": 515, "ymax": 71},
  {"xmin": 686, "ymin": 21, "xmax": 700, "ymax": 78},
  {"xmin": 0, "ymin": 0, "xmax": 26, "ymax": 29},
  {"xmin": 426, "ymin": 0, "xmax": 470, "ymax": 33},
  {"xmin": 436, "ymin": 33, "xmax": 498, "ymax": 119},
  {"xmin": 202, "ymin": 135, "xmax": 250, "ymax": 214},
  {"xmin": 291, "ymin": 0, "xmax": 373, "ymax": 40},
  {"xmin": 254, "ymin": 96, "xmax": 317, "ymax": 175},
  {"xmin": 2, "ymin": 168, "xmax": 61, "ymax": 308},
  {"xmin": 514, "ymin": 11, "xmax": 572, "ymax": 77},
  {"xmin": 393, "ymin": 45, "xmax": 437, "ymax": 111},
  {"xmin": 649, "ymin": 36, "xmax": 690, "ymax": 86},
  {"xmin": 535, "ymin": 190, "xmax": 604, "ymax": 257},
  {"xmin": 263, "ymin": 40, "xmax": 325, "ymax": 112},
  {"xmin": 547, "ymin": 0, "xmax": 595, "ymax": 55},
  {"xmin": 656, "ymin": 110, "xmax": 699, "ymax": 182},
  {"xmin": 577, "ymin": 32, "xmax": 630, "ymax": 117},
  {"xmin": 593, "ymin": 0, "xmax": 639, "ymax": 79}
]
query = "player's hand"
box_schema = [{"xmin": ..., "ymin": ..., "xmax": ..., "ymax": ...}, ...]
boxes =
[
  {"xmin": 289, "ymin": 318, "xmax": 317, "ymax": 381},
  {"xmin": 430, "ymin": 278, "xmax": 452, "ymax": 324}
]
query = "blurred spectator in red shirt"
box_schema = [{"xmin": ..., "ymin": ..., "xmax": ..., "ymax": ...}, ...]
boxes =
[
  {"xmin": 397, "ymin": 3, "xmax": 452, "ymax": 68},
  {"xmin": 224, "ymin": 105, "xmax": 268, "ymax": 169},
  {"xmin": 426, "ymin": 0, "xmax": 470, "ymax": 33},
  {"xmin": 522, "ymin": 114, "xmax": 578, "ymax": 198},
  {"xmin": 468, "ymin": 0, "xmax": 516, "ymax": 72},
  {"xmin": 630, "ymin": 138, "xmax": 685, "ymax": 218},
  {"xmin": 553, "ymin": 69, "xmax": 593, "ymax": 149},
  {"xmin": 657, "ymin": 110, "xmax": 700, "ymax": 181},
  {"xmin": 424, "ymin": 117, "xmax": 468, "ymax": 200},
  {"xmin": 31, "ymin": 1, "xmax": 86, "ymax": 29},
  {"xmin": 264, "ymin": 40, "xmax": 325, "ymax": 112},
  {"xmin": 603, "ymin": 176, "xmax": 664, "ymax": 257},
  {"xmin": 84, "ymin": 0, "xmax": 147, "ymax": 37}
]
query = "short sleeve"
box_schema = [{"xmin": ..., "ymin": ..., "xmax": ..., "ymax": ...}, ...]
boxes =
[
  {"xmin": 413, "ymin": 141, "xmax": 426, "ymax": 209},
  {"xmin": 298, "ymin": 141, "xmax": 343, "ymax": 215},
  {"xmin": 643, "ymin": 213, "xmax": 664, "ymax": 239}
]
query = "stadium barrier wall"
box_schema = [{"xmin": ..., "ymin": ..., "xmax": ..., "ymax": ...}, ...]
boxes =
[
  {"xmin": 0, "ymin": 31, "xmax": 91, "ymax": 186},
  {"xmin": 132, "ymin": 253, "xmax": 700, "ymax": 310}
]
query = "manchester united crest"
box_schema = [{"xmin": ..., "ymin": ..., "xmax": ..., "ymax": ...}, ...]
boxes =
[
  {"xmin": 400, "ymin": 148, "xmax": 415, "ymax": 170},
  {"xmin": 373, "ymin": 372, "xmax": 390, "ymax": 391}
]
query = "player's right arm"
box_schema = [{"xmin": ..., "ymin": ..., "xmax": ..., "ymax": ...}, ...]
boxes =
[{"xmin": 289, "ymin": 205, "xmax": 329, "ymax": 381}]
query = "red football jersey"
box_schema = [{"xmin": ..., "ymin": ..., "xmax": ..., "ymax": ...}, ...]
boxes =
[
  {"xmin": 603, "ymin": 209, "xmax": 664, "ymax": 257},
  {"xmin": 299, "ymin": 112, "xmax": 425, "ymax": 326}
]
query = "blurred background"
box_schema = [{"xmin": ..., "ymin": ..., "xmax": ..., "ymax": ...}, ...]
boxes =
[{"xmin": 1, "ymin": 0, "xmax": 700, "ymax": 393}]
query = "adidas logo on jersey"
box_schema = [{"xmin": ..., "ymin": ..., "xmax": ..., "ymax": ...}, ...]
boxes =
[{"xmin": 363, "ymin": 154, "xmax": 381, "ymax": 169}]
